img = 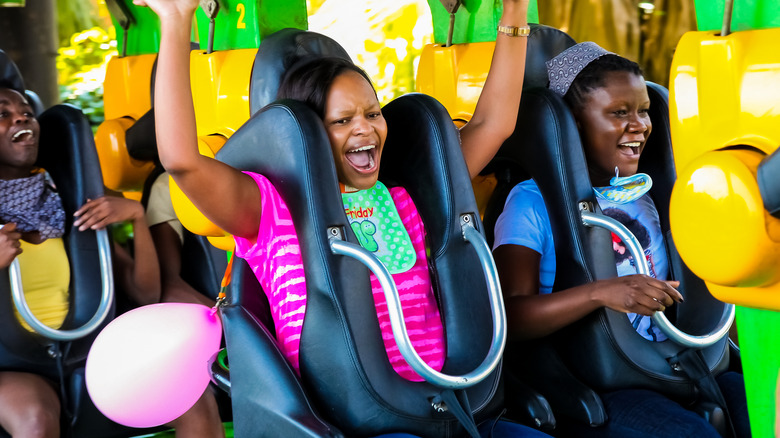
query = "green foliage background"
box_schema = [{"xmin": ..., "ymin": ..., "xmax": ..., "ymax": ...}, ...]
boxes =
[{"xmin": 57, "ymin": 0, "xmax": 115, "ymax": 130}]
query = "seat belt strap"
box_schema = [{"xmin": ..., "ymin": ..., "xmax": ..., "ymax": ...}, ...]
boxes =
[
  {"xmin": 440, "ymin": 389, "xmax": 480, "ymax": 438},
  {"xmin": 673, "ymin": 348, "xmax": 736, "ymax": 438}
]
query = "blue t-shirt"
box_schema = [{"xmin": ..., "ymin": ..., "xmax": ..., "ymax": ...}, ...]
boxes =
[{"xmin": 493, "ymin": 179, "xmax": 669, "ymax": 342}]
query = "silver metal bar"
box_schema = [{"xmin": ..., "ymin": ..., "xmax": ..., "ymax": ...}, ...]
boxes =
[
  {"xmin": 581, "ymin": 211, "xmax": 734, "ymax": 348},
  {"xmin": 329, "ymin": 219, "xmax": 506, "ymax": 389},
  {"xmin": 721, "ymin": 0, "xmax": 734, "ymax": 36},
  {"xmin": 446, "ymin": 13, "xmax": 455, "ymax": 47},
  {"xmin": 10, "ymin": 228, "xmax": 114, "ymax": 341}
]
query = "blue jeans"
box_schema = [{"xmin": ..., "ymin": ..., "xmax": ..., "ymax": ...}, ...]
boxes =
[
  {"xmin": 561, "ymin": 371, "xmax": 751, "ymax": 438},
  {"xmin": 373, "ymin": 419, "xmax": 552, "ymax": 438}
]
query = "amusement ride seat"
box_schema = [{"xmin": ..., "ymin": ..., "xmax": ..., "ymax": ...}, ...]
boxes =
[
  {"xmin": 208, "ymin": 28, "xmax": 508, "ymax": 437},
  {"xmin": 483, "ymin": 36, "xmax": 738, "ymax": 432}
]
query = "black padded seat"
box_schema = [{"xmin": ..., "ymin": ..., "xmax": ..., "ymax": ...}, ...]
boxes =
[
  {"xmin": 217, "ymin": 28, "xmax": 509, "ymax": 437},
  {"xmin": 0, "ymin": 104, "xmax": 109, "ymax": 377},
  {"xmin": 0, "ymin": 48, "xmax": 111, "ymax": 380},
  {"xmin": 488, "ymin": 77, "xmax": 733, "ymax": 427}
]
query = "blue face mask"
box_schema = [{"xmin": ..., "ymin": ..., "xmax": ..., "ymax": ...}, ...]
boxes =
[{"xmin": 593, "ymin": 167, "xmax": 653, "ymax": 204}]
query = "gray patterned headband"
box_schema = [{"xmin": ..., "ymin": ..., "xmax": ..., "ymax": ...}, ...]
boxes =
[{"xmin": 546, "ymin": 42, "xmax": 614, "ymax": 96}]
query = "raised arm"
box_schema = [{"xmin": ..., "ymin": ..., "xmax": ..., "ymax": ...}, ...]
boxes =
[
  {"xmin": 459, "ymin": 0, "xmax": 530, "ymax": 179},
  {"xmin": 133, "ymin": 0, "xmax": 261, "ymax": 240},
  {"xmin": 494, "ymin": 244, "xmax": 683, "ymax": 340}
]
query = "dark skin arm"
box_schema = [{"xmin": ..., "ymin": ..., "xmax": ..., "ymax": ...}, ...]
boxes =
[
  {"xmin": 74, "ymin": 196, "xmax": 161, "ymax": 305},
  {"xmin": 494, "ymin": 243, "xmax": 683, "ymax": 340},
  {"xmin": 0, "ymin": 223, "xmax": 22, "ymax": 268},
  {"xmin": 459, "ymin": 0, "xmax": 529, "ymax": 179},
  {"xmin": 150, "ymin": 222, "xmax": 214, "ymax": 307}
]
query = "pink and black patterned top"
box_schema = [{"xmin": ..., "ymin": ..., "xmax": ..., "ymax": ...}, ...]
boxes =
[{"xmin": 234, "ymin": 172, "xmax": 445, "ymax": 381}]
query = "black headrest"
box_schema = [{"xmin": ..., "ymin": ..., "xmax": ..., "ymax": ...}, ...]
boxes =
[
  {"xmin": 249, "ymin": 28, "xmax": 351, "ymax": 115},
  {"xmin": 37, "ymin": 104, "xmax": 106, "ymax": 223},
  {"xmin": 524, "ymin": 25, "xmax": 577, "ymax": 89},
  {"xmin": 479, "ymin": 25, "xmax": 574, "ymax": 180},
  {"xmin": 0, "ymin": 49, "xmax": 25, "ymax": 94},
  {"xmin": 125, "ymin": 108, "xmax": 159, "ymax": 162},
  {"xmin": 0, "ymin": 50, "xmax": 46, "ymax": 115}
]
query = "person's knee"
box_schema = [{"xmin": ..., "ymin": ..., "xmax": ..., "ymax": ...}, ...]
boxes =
[
  {"xmin": 6, "ymin": 401, "xmax": 60, "ymax": 438},
  {"xmin": 168, "ymin": 390, "xmax": 224, "ymax": 438}
]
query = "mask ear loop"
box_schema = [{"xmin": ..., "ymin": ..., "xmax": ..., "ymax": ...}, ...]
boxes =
[{"xmin": 609, "ymin": 166, "xmax": 620, "ymax": 185}]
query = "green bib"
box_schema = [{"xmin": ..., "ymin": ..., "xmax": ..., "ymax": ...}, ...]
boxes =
[{"xmin": 341, "ymin": 181, "xmax": 417, "ymax": 274}]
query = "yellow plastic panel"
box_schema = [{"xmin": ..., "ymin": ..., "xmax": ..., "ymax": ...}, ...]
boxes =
[
  {"xmin": 95, "ymin": 117, "xmax": 156, "ymax": 192},
  {"xmin": 670, "ymin": 29, "xmax": 780, "ymax": 172},
  {"xmin": 169, "ymin": 135, "xmax": 231, "ymax": 243},
  {"xmin": 670, "ymin": 28, "xmax": 780, "ymax": 310},
  {"xmin": 123, "ymin": 191, "xmax": 143, "ymax": 202},
  {"xmin": 207, "ymin": 235, "xmax": 236, "ymax": 252},
  {"xmin": 98, "ymin": 54, "xmax": 157, "ymax": 195},
  {"xmin": 671, "ymin": 149, "xmax": 780, "ymax": 288},
  {"xmin": 416, "ymin": 42, "xmax": 497, "ymax": 217},
  {"xmin": 102, "ymin": 54, "xmax": 156, "ymax": 121},
  {"xmin": 416, "ymin": 42, "xmax": 495, "ymax": 123},
  {"xmin": 190, "ymin": 49, "xmax": 255, "ymax": 139}
]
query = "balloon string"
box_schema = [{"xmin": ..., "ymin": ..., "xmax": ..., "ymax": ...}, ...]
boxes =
[{"xmin": 211, "ymin": 253, "xmax": 234, "ymax": 314}]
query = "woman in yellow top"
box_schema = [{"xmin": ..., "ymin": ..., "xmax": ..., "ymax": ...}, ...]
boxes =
[
  {"xmin": 0, "ymin": 85, "xmax": 160, "ymax": 437},
  {"xmin": 0, "ymin": 85, "xmax": 225, "ymax": 438}
]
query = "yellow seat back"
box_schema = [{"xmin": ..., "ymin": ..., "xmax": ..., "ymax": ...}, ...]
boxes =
[
  {"xmin": 669, "ymin": 28, "xmax": 780, "ymax": 310},
  {"xmin": 416, "ymin": 42, "xmax": 495, "ymax": 124},
  {"xmin": 95, "ymin": 54, "xmax": 157, "ymax": 195}
]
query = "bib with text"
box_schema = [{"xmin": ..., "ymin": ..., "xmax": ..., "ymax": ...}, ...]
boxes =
[{"xmin": 341, "ymin": 182, "xmax": 417, "ymax": 274}]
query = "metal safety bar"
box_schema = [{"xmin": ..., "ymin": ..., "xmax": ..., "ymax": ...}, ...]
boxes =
[
  {"xmin": 328, "ymin": 217, "xmax": 506, "ymax": 389},
  {"xmin": 581, "ymin": 211, "xmax": 734, "ymax": 348},
  {"xmin": 10, "ymin": 228, "xmax": 114, "ymax": 341}
]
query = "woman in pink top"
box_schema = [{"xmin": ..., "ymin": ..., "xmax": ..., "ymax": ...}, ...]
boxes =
[{"xmin": 134, "ymin": 0, "xmax": 546, "ymax": 436}]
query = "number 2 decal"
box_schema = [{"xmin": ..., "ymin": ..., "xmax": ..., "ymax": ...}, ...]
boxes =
[{"xmin": 236, "ymin": 3, "xmax": 246, "ymax": 29}]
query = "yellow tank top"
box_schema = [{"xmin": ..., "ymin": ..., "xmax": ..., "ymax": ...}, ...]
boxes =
[{"xmin": 14, "ymin": 238, "xmax": 70, "ymax": 330}]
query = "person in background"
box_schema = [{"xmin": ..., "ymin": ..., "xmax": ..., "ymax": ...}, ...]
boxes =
[
  {"xmin": 492, "ymin": 42, "xmax": 750, "ymax": 437},
  {"xmin": 0, "ymin": 85, "xmax": 222, "ymax": 438}
]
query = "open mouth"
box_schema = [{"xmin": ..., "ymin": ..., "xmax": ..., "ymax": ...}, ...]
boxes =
[
  {"xmin": 619, "ymin": 141, "xmax": 642, "ymax": 156},
  {"xmin": 11, "ymin": 129, "xmax": 34, "ymax": 144},
  {"xmin": 345, "ymin": 144, "xmax": 377, "ymax": 173}
]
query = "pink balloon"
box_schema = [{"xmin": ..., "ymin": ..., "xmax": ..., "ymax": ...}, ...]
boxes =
[{"xmin": 86, "ymin": 303, "xmax": 223, "ymax": 428}]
